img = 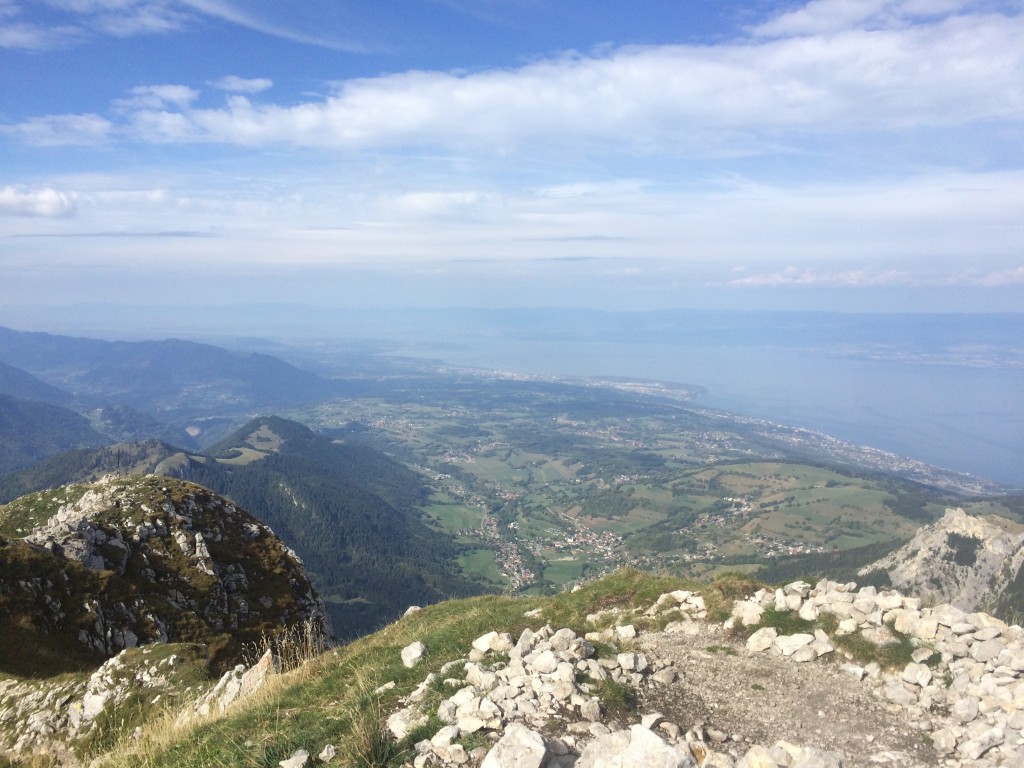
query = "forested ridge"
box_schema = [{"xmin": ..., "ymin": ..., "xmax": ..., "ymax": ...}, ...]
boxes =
[{"xmin": 0, "ymin": 416, "xmax": 487, "ymax": 638}]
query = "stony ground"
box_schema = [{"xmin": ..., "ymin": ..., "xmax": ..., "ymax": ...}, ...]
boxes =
[{"xmin": 637, "ymin": 620, "xmax": 936, "ymax": 768}]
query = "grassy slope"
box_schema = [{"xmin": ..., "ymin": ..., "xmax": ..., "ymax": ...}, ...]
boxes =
[{"xmin": 102, "ymin": 570, "xmax": 737, "ymax": 768}]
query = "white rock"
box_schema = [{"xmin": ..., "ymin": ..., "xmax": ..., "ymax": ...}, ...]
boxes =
[
  {"xmin": 642, "ymin": 712, "xmax": 665, "ymax": 730},
  {"xmin": 529, "ymin": 650, "xmax": 559, "ymax": 674},
  {"xmin": 480, "ymin": 723, "xmax": 548, "ymax": 768},
  {"xmin": 952, "ymin": 696, "xmax": 979, "ymax": 724},
  {"xmin": 402, "ymin": 642, "xmax": 428, "ymax": 668},
  {"xmin": 576, "ymin": 724, "xmax": 696, "ymax": 768},
  {"xmin": 961, "ymin": 727, "xmax": 1004, "ymax": 760},
  {"xmin": 747, "ymin": 627, "xmax": 777, "ymax": 654},
  {"xmin": 732, "ymin": 601, "xmax": 765, "ymax": 627},
  {"xmin": 931, "ymin": 728, "xmax": 958, "ymax": 755},
  {"xmin": 318, "ymin": 744, "xmax": 337, "ymax": 762},
  {"xmin": 901, "ymin": 662, "xmax": 932, "ymax": 688},
  {"xmin": 279, "ymin": 748, "xmax": 309, "ymax": 768},
  {"xmin": 839, "ymin": 663, "xmax": 866, "ymax": 681},
  {"xmin": 617, "ymin": 625, "xmax": 638, "ymax": 640},
  {"xmin": 774, "ymin": 634, "xmax": 814, "ymax": 657}
]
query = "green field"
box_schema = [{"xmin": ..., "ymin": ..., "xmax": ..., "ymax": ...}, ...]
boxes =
[
  {"xmin": 542, "ymin": 556, "xmax": 585, "ymax": 584},
  {"xmin": 458, "ymin": 548, "xmax": 503, "ymax": 585},
  {"xmin": 423, "ymin": 501, "xmax": 485, "ymax": 533}
]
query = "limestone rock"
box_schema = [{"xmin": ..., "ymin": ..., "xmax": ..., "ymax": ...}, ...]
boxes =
[
  {"xmin": 576, "ymin": 724, "xmax": 696, "ymax": 768},
  {"xmin": 403, "ymin": 642, "xmax": 428, "ymax": 668},
  {"xmin": 480, "ymin": 723, "xmax": 547, "ymax": 768}
]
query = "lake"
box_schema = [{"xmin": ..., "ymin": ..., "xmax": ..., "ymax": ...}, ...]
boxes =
[{"xmin": 379, "ymin": 310, "xmax": 1024, "ymax": 488}]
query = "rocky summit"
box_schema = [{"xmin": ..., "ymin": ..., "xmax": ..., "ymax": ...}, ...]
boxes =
[
  {"xmin": 4, "ymin": 558, "xmax": 1024, "ymax": 766},
  {"xmin": 0, "ymin": 474, "xmax": 329, "ymax": 677}
]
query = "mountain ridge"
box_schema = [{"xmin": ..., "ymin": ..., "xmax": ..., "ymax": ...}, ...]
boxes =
[
  {"xmin": 0, "ymin": 417, "xmax": 488, "ymax": 636},
  {"xmin": 3, "ymin": 568, "xmax": 1023, "ymax": 767},
  {"xmin": 0, "ymin": 325, "xmax": 341, "ymax": 422}
]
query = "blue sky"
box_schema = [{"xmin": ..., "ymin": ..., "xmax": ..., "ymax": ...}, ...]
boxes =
[{"xmin": 1, "ymin": 0, "xmax": 1023, "ymax": 322}]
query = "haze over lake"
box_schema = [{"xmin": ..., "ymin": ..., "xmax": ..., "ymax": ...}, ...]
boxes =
[{"xmin": 375, "ymin": 310, "xmax": 1024, "ymax": 488}]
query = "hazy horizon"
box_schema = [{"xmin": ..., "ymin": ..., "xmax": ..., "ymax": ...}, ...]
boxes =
[{"xmin": 1, "ymin": 306, "xmax": 1020, "ymax": 488}]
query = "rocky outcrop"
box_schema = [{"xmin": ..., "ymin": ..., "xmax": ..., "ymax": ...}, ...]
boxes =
[
  {"xmin": 860, "ymin": 507, "xmax": 1024, "ymax": 618},
  {"xmin": 385, "ymin": 578, "xmax": 1024, "ymax": 768},
  {"xmin": 0, "ymin": 644, "xmax": 208, "ymax": 760},
  {"xmin": 731, "ymin": 578, "xmax": 1024, "ymax": 765},
  {"xmin": 384, "ymin": 599, "xmax": 858, "ymax": 768},
  {"xmin": 0, "ymin": 475, "xmax": 330, "ymax": 671}
]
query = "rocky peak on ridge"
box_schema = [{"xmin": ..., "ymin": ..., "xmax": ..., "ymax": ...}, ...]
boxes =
[
  {"xmin": 860, "ymin": 507, "xmax": 1024, "ymax": 619},
  {"xmin": 0, "ymin": 474, "xmax": 329, "ymax": 677}
]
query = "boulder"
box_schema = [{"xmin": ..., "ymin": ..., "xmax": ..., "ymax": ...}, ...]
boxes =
[
  {"xmin": 402, "ymin": 642, "xmax": 428, "ymax": 668},
  {"xmin": 480, "ymin": 723, "xmax": 548, "ymax": 768},
  {"xmin": 576, "ymin": 725, "xmax": 696, "ymax": 768}
]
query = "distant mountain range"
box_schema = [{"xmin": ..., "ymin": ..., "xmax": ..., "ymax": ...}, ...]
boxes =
[
  {"xmin": 0, "ymin": 416, "xmax": 488, "ymax": 637},
  {"xmin": 0, "ymin": 325, "xmax": 341, "ymax": 420},
  {"xmin": 0, "ymin": 324, "xmax": 355, "ymax": 471}
]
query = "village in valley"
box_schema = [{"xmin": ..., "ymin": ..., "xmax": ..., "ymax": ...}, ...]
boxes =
[{"xmin": 298, "ymin": 367, "xmax": 987, "ymax": 592}]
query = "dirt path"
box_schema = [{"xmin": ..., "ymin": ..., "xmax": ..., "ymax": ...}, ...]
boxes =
[{"xmin": 637, "ymin": 622, "xmax": 938, "ymax": 768}]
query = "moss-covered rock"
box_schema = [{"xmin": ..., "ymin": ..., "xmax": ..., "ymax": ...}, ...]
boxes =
[{"xmin": 0, "ymin": 475, "xmax": 329, "ymax": 678}]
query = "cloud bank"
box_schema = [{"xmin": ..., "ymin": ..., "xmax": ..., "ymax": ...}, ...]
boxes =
[{"xmin": 7, "ymin": 3, "xmax": 1023, "ymax": 152}]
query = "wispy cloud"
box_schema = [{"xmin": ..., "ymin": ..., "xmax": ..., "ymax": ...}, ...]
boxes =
[
  {"xmin": 115, "ymin": 84, "xmax": 199, "ymax": 110},
  {"xmin": 0, "ymin": 0, "xmax": 80, "ymax": 49},
  {"xmin": 3, "ymin": 1, "xmax": 365, "ymax": 50},
  {"xmin": 749, "ymin": 0, "xmax": 974, "ymax": 38},
  {"xmin": 0, "ymin": 185, "xmax": 75, "ymax": 216},
  {"xmin": 963, "ymin": 266, "xmax": 1024, "ymax": 288},
  {"xmin": 1, "ymin": 113, "xmax": 112, "ymax": 145},
  {"xmin": 209, "ymin": 75, "xmax": 273, "ymax": 94},
  {"xmin": 725, "ymin": 266, "xmax": 917, "ymax": 288},
  {"xmin": 177, "ymin": 0, "xmax": 369, "ymax": 52},
  {"xmin": 725, "ymin": 264, "xmax": 1024, "ymax": 289}
]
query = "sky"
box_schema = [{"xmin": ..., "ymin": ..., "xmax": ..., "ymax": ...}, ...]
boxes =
[{"xmin": 2, "ymin": 0, "xmax": 1024, "ymax": 323}]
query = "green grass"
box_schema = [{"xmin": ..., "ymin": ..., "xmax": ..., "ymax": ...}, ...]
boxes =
[
  {"xmin": 590, "ymin": 678, "xmax": 639, "ymax": 721},
  {"xmin": 705, "ymin": 645, "xmax": 738, "ymax": 656},
  {"xmin": 100, "ymin": 570, "xmax": 695, "ymax": 768},
  {"xmin": 814, "ymin": 614, "xmax": 920, "ymax": 670},
  {"xmin": 755, "ymin": 607, "xmax": 816, "ymax": 637}
]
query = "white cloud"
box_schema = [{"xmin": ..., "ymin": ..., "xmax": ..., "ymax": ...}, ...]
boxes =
[
  {"xmin": 6, "ymin": 4, "xmax": 1022, "ymax": 152},
  {"xmin": 0, "ymin": 1, "xmax": 80, "ymax": 48},
  {"xmin": 750, "ymin": 0, "xmax": 973, "ymax": 37},
  {"xmin": 39, "ymin": 0, "xmax": 189, "ymax": 37},
  {"xmin": 725, "ymin": 266, "xmax": 918, "ymax": 287},
  {"xmin": 210, "ymin": 75, "xmax": 273, "ymax": 94},
  {"xmin": 0, "ymin": 185, "xmax": 76, "ymax": 216},
  {"xmin": 116, "ymin": 83, "xmax": 199, "ymax": 110},
  {"xmin": 2, "ymin": 113, "xmax": 112, "ymax": 145},
  {"xmin": 24, "ymin": 6, "xmax": 1016, "ymax": 152},
  {"xmin": 967, "ymin": 266, "xmax": 1024, "ymax": 287}
]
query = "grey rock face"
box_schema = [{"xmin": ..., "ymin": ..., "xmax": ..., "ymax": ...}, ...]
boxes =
[{"xmin": 860, "ymin": 506, "xmax": 1024, "ymax": 615}]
